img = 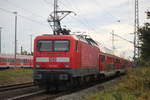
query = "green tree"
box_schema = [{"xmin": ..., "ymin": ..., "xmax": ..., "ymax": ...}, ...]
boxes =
[
  {"xmin": 147, "ymin": 11, "xmax": 150, "ymax": 19},
  {"xmin": 138, "ymin": 23, "xmax": 150, "ymax": 65}
]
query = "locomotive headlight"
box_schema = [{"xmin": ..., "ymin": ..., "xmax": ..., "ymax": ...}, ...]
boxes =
[
  {"xmin": 36, "ymin": 64, "xmax": 40, "ymax": 68},
  {"xmin": 56, "ymin": 57, "xmax": 70, "ymax": 62},
  {"xmin": 64, "ymin": 64, "xmax": 69, "ymax": 68}
]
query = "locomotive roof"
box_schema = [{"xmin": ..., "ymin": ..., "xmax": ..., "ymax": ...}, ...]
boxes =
[
  {"xmin": 35, "ymin": 34, "xmax": 99, "ymax": 46},
  {"xmin": 36, "ymin": 34, "xmax": 77, "ymax": 39}
]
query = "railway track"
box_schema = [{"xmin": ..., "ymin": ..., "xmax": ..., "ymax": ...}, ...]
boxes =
[
  {"xmin": 0, "ymin": 82, "xmax": 40, "ymax": 100},
  {"xmin": 6, "ymin": 87, "xmax": 72, "ymax": 100},
  {"xmin": 7, "ymin": 89, "xmax": 46, "ymax": 100},
  {"xmin": 0, "ymin": 82, "xmax": 34, "ymax": 92},
  {"xmin": 4, "ymin": 75, "xmax": 125, "ymax": 100}
]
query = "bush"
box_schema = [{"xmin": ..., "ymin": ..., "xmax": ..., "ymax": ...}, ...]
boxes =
[{"xmin": 84, "ymin": 67, "xmax": 150, "ymax": 100}]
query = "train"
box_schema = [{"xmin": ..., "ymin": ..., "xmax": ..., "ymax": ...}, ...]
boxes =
[
  {"xmin": 33, "ymin": 34, "xmax": 133, "ymax": 90},
  {"xmin": 0, "ymin": 54, "xmax": 33, "ymax": 69}
]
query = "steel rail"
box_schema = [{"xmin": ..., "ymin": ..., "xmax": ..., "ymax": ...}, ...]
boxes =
[{"xmin": 0, "ymin": 82, "xmax": 34, "ymax": 92}]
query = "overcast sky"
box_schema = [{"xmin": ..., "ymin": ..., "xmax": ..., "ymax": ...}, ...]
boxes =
[{"xmin": 0, "ymin": 0, "xmax": 150, "ymax": 59}]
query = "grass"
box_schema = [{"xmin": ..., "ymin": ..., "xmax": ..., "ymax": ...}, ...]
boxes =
[
  {"xmin": 0, "ymin": 68, "xmax": 33, "ymax": 85},
  {"xmin": 84, "ymin": 67, "xmax": 150, "ymax": 100}
]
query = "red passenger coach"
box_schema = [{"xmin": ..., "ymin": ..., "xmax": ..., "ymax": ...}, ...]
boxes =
[
  {"xmin": 33, "ymin": 35, "xmax": 100, "ymax": 88},
  {"xmin": 0, "ymin": 54, "xmax": 33, "ymax": 69},
  {"xmin": 99, "ymin": 52, "xmax": 132, "ymax": 78},
  {"xmin": 99, "ymin": 53, "xmax": 117, "ymax": 77}
]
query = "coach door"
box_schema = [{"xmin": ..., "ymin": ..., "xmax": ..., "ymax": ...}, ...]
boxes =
[{"xmin": 99, "ymin": 54, "xmax": 106, "ymax": 72}]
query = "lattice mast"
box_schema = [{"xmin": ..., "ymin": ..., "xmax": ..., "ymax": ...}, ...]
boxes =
[{"xmin": 133, "ymin": 0, "xmax": 140, "ymax": 62}]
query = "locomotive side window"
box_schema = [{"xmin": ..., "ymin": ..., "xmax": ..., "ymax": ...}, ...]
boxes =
[
  {"xmin": 76, "ymin": 40, "xmax": 78, "ymax": 52},
  {"xmin": 54, "ymin": 40, "xmax": 69, "ymax": 52},
  {"xmin": 38, "ymin": 40, "xmax": 52, "ymax": 52}
]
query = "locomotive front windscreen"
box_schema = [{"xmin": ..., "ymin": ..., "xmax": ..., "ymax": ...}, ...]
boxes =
[
  {"xmin": 38, "ymin": 40, "xmax": 53, "ymax": 52},
  {"xmin": 38, "ymin": 40, "xmax": 69, "ymax": 52}
]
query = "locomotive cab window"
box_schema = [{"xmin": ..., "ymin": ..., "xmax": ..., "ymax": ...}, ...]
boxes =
[
  {"xmin": 38, "ymin": 40, "xmax": 52, "ymax": 52},
  {"xmin": 37, "ymin": 40, "xmax": 69, "ymax": 52},
  {"xmin": 54, "ymin": 40, "xmax": 69, "ymax": 52}
]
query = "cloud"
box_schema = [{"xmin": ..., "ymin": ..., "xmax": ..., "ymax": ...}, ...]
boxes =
[
  {"xmin": 64, "ymin": 0, "xmax": 129, "ymax": 16},
  {"xmin": 100, "ymin": 23, "xmax": 134, "ymax": 34},
  {"xmin": 0, "ymin": 0, "xmax": 150, "ymax": 59}
]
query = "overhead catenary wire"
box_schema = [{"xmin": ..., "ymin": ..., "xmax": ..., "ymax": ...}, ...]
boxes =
[
  {"xmin": 49, "ymin": 0, "xmax": 95, "ymax": 33},
  {"xmin": 63, "ymin": 0, "xmax": 134, "ymax": 54},
  {"xmin": 43, "ymin": 0, "xmax": 91, "ymax": 32},
  {"xmin": 60, "ymin": 1, "xmax": 113, "ymax": 51},
  {"xmin": 2, "ymin": 0, "xmax": 46, "ymax": 20},
  {"xmin": 0, "ymin": 7, "xmax": 50, "ymax": 28},
  {"xmin": 57, "ymin": 0, "xmax": 114, "ymax": 51},
  {"xmin": 54, "ymin": 2, "xmax": 94, "ymax": 32},
  {"xmin": 114, "ymin": 33, "xmax": 134, "ymax": 44},
  {"xmin": 94, "ymin": 0, "xmax": 120, "ymax": 21},
  {"xmin": 58, "ymin": 0, "xmax": 98, "ymax": 33},
  {"xmin": 44, "ymin": 0, "xmax": 110, "ymax": 50},
  {"xmin": 43, "ymin": 0, "xmax": 54, "ymax": 7},
  {"xmin": 0, "ymin": 7, "xmax": 13, "ymax": 14}
]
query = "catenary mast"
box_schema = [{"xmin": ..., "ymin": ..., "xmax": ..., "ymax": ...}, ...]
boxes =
[{"xmin": 134, "ymin": 0, "xmax": 139, "ymax": 64}]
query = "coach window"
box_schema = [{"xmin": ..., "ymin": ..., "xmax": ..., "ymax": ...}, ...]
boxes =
[
  {"xmin": 25, "ymin": 59, "xmax": 27, "ymax": 63},
  {"xmin": 20, "ymin": 59, "xmax": 22, "ymax": 63},
  {"xmin": 101, "ymin": 55, "xmax": 106, "ymax": 63},
  {"xmin": 27, "ymin": 59, "xmax": 29, "ymax": 63},
  {"xmin": 0, "ymin": 58, "xmax": 3, "ymax": 62},
  {"xmin": 4, "ymin": 58, "xmax": 7, "ymax": 62},
  {"xmin": 19, "ymin": 59, "xmax": 21, "ymax": 63},
  {"xmin": 16, "ymin": 59, "xmax": 18, "ymax": 63},
  {"xmin": 11, "ymin": 58, "xmax": 14, "ymax": 63},
  {"xmin": 8, "ymin": 58, "xmax": 10, "ymax": 62},
  {"xmin": 2, "ymin": 58, "xmax": 4, "ymax": 62},
  {"xmin": 10, "ymin": 58, "xmax": 12, "ymax": 63},
  {"xmin": 116, "ymin": 59, "xmax": 120, "ymax": 63},
  {"xmin": 22, "ymin": 59, "xmax": 24, "ymax": 63}
]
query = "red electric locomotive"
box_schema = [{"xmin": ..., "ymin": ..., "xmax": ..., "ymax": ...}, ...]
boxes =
[{"xmin": 33, "ymin": 35, "xmax": 101, "ymax": 88}]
